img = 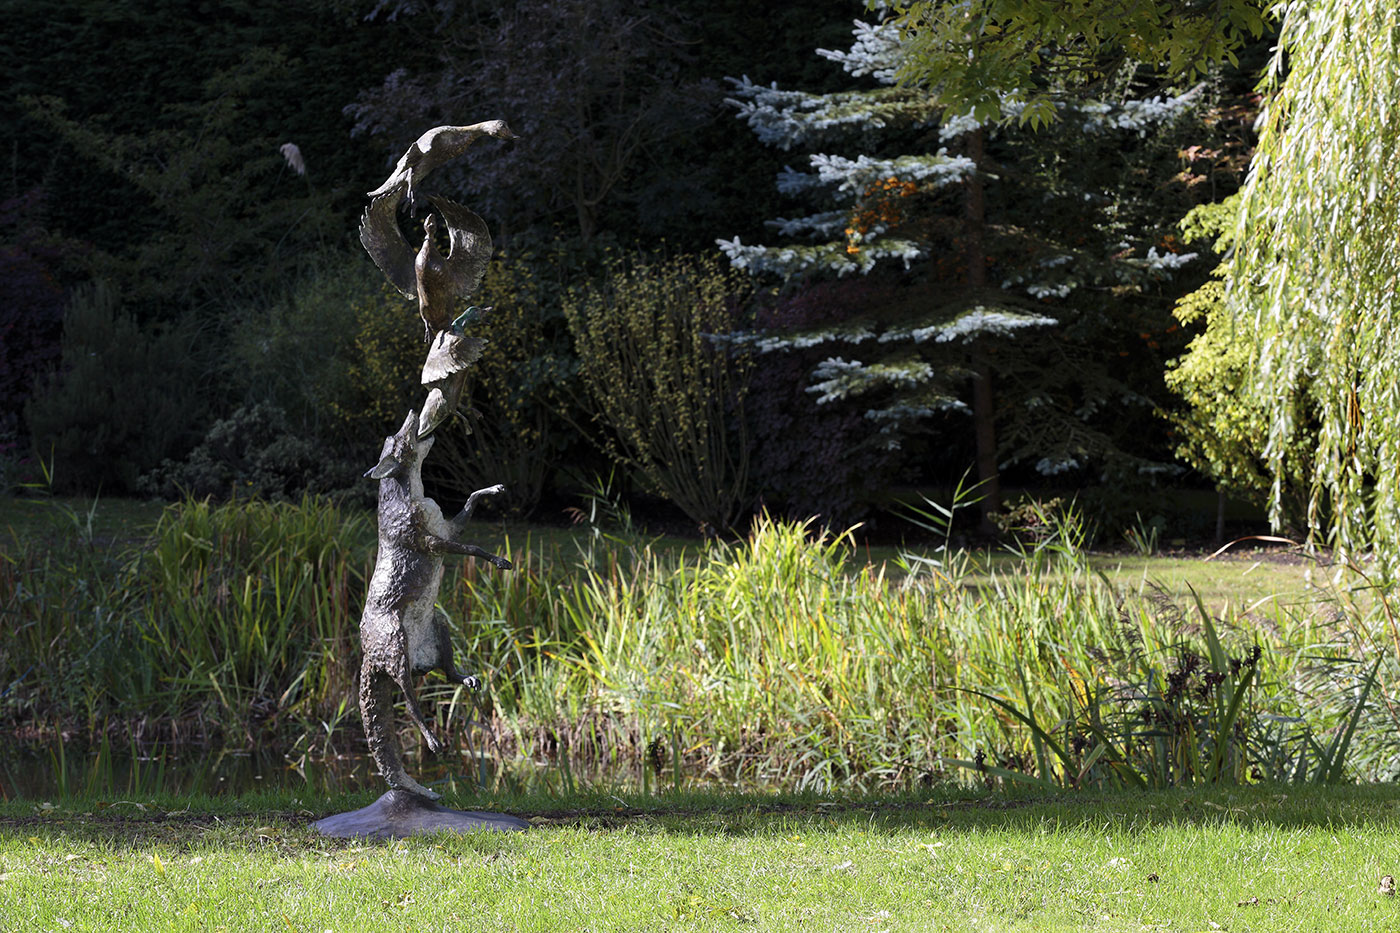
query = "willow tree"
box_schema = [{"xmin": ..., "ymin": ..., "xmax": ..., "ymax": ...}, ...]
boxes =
[{"xmin": 1227, "ymin": 0, "xmax": 1400, "ymax": 565}]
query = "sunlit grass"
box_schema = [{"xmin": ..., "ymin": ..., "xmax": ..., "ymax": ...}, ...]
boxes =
[{"xmin": 5, "ymin": 785, "xmax": 1400, "ymax": 931}]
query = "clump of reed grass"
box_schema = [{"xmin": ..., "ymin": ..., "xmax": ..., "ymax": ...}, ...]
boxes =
[
  {"xmin": 2, "ymin": 496, "xmax": 1392, "ymax": 793},
  {"xmin": 440, "ymin": 513, "xmax": 1388, "ymax": 791},
  {"xmin": 1, "ymin": 496, "xmax": 371, "ymax": 743},
  {"xmin": 131, "ymin": 496, "xmax": 369, "ymax": 735}
]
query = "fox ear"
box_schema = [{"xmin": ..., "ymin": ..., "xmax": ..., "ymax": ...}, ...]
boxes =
[{"xmin": 365, "ymin": 455, "xmax": 401, "ymax": 479}]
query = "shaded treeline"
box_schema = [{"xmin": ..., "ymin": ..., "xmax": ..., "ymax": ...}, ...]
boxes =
[{"xmin": 2, "ymin": 0, "xmax": 1275, "ymax": 537}]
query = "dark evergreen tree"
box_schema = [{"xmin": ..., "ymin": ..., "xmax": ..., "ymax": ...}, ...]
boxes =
[{"xmin": 720, "ymin": 14, "xmax": 1218, "ymax": 526}]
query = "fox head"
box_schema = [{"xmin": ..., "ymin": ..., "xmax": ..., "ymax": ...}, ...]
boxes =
[{"xmin": 365, "ymin": 410, "xmax": 434, "ymax": 480}]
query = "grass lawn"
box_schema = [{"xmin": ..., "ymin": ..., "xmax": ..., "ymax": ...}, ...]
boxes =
[{"xmin": 5, "ymin": 785, "xmax": 1400, "ymax": 931}]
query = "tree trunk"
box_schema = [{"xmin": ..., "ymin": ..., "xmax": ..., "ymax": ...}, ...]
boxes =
[
  {"xmin": 964, "ymin": 128, "xmax": 1001, "ymax": 532},
  {"xmin": 575, "ymin": 167, "xmax": 597, "ymax": 244}
]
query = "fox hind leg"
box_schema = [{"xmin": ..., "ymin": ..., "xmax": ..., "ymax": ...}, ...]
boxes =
[{"xmin": 360, "ymin": 664, "xmax": 441, "ymax": 800}]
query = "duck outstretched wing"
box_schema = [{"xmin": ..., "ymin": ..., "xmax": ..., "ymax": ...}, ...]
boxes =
[{"xmin": 358, "ymin": 189, "xmax": 416, "ymax": 300}]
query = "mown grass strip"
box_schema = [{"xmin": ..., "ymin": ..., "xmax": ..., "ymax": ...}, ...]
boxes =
[{"xmin": 5, "ymin": 785, "xmax": 1400, "ymax": 931}]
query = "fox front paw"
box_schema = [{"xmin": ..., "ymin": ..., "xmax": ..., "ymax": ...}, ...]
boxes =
[
  {"xmin": 467, "ymin": 485, "xmax": 506, "ymax": 507},
  {"xmin": 462, "ymin": 674, "xmax": 480, "ymax": 691},
  {"xmin": 492, "ymin": 555, "xmax": 512, "ymax": 571}
]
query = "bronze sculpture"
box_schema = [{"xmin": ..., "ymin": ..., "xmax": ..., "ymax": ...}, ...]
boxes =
[
  {"xmin": 419, "ymin": 311, "xmax": 488, "ymax": 438},
  {"xmin": 366, "ymin": 121, "xmax": 519, "ymax": 205},
  {"xmin": 314, "ymin": 121, "xmax": 526, "ymax": 838},
  {"xmin": 358, "ymin": 411, "xmax": 510, "ymax": 801},
  {"xmin": 358, "ymin": 125, "xmax": 505, "ymax": 439},
  {"xmin": 361, "ymin": 193, "xmax": 493, "ymax": 342}
]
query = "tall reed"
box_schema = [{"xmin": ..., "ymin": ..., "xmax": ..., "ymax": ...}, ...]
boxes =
[
  {"xmin": 1, "ymin": 497, "xmax": 1388, "ymax": 790},
  {"xmin": 436, "ymin": 516, "xmax": 1380, "ymax": 790},
  {"xmin": 1, "ymin": 496, "xmax": 369, "ymax": 741}
]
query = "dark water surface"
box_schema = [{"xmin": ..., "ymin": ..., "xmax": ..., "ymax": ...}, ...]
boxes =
[{"xmin": 0, "ymin": 740, "xmax": 522, "ymax": 800}]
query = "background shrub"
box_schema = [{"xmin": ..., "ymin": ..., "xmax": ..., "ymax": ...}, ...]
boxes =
[
  {"xmin": 140, "ymin": 403, "xmax": 362, "ymax": 501},
  {"xmin": 563, "ymin": 252, "xmax": 753, "ymax": 534},
  {"xmin": 0, "ymin": 189, "xmax": 69, "ymax": 442},
  {"xmin": 228, "ymin": 251, "xmax": 422, "ymax": 468},
  {"xmin": 25, "ymin": 281, "xmax": 211, "ymax": 494}
]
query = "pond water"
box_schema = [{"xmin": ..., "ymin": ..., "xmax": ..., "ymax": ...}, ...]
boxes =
[
  {"xmin": 2, "ymin": 742, "xmax": 366, "ymax": 800},
  {"xmin": 0, "ymin": 739, "xmax": 657, "ymax": 801}
]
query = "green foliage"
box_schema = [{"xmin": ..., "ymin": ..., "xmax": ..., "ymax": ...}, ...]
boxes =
[
  {"xmin": 24, "ymin": 282, "xmax": 211, "ymax": 494},
  {"xmin": 1165, "ymin": 197, "xmax": 1313, "ymax": 523},
  {"xmin": 1224, "ymin": 0, "xmax": 1400, "ymax": 566},
  {"xmin": 139, "ymin": 404, "xmax": 361, "ymax": 502},
  {"xmin": 21, "ymin": 49, "xmax": 338, "ymax": 314},
  {"xmin": 428, "ymin": 252, "xmax": 578, "ymax": 516},
  {"xmin": 885, "ymin": 0, "xmax": 1269, "ymax": 125},
  {"xmin": 563, "ymin": 254, "xmax": 753, "ymax": 534}
]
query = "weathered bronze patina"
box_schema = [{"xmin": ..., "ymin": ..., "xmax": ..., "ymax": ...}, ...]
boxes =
[
  {"xmin": 358, "ymin": 411, "xmax": 508, "ymax": 800},
  {"xmin": 315, "ymin": 121, "xmax": 524, "ymax": 837}
]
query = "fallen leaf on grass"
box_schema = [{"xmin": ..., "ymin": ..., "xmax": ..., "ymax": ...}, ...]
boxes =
[
  {"xmin": 382, "ymin": 892, "xmax": 414, "ymax": 910},
  {"xmin": 1146, "ymin": 873, "xmax": 1159, "ymax": 883},
  {"xmin": 1381, "ymin": 874, "xmax": 1396, "ymax": 896},
  {"xmin": 1237, "ymin": 896, "xmax": 1259, "ymax": 907}
]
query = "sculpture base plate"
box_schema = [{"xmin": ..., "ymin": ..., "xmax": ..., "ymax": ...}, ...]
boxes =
[{"xmin": 312, "ymin": 790, "xmax": 529, "ymax": 839}]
